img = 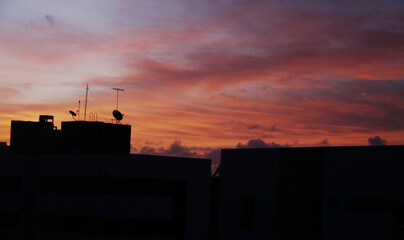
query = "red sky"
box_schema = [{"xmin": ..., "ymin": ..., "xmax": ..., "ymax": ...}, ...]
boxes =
[{"xmin": 1, "ymin": 0, "xmax": 403, "ymax": 163}]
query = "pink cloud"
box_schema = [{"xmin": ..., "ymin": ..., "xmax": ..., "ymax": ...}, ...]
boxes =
[{"xmin": 1, "ymin": 0, "xmax": 403, "ymax": 150}]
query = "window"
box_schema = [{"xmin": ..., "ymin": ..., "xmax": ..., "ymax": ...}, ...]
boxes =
[{"xmin": 240, "ymin": 194, "xmax": 255, "ymax": 230}]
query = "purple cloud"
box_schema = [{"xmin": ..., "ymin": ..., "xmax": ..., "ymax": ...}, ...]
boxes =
[
  {"xmin": 236, "ymin": 138, "xmax": 288, "ymax": 148},
  {"xmin": 368, "ymin": 136, "xmax": 387, "ymax": 146}
]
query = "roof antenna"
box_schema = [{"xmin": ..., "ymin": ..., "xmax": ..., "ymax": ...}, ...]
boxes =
[
  {"xmin": 112, "ymin": 88, "xmax": 124, "ymax": 110},
  {"xmin": 112, "ymin": 88, "xmax": 124, "ymax": 123},
  {"xmin": 84, "ymin": 84, "xmax": 88, "ymax": 121},
  {"xmin": 78, "ymin": 100, "xmax": 81, "ymax": 121}
]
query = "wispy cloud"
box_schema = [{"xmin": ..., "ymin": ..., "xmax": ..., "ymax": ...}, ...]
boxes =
[{"xmin": 1, "ymin": 0, "xmax": 403, "ymax": 149}]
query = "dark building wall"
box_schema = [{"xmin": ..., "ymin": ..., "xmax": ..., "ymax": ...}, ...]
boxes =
[
  {"xmin": 219, "ymin": 148, "xmax": 324, "ymax": 240},
  {"xmin": 0, "ymin": 142, "xmax": 9, "ymax": 154},
  {"xmin": 10, "ymin": 117, "xmax": 131, "ymax": 154},
  {"xmin": 219, "ymin": 148, "xmax": 280, "ymax": 240},
  {"xmin": 209, "ymin": 176, "xmax": 220, "ymax": 240},
  {"xmin": 10, "ymin": 121, "xmax": 63, "ymax": 154},
  {"xmin": 277, "ymin": 148, "xmax": 324, "ymax": 240},
  {"xmin": 0, "ymin": 155, "xmax": 28, "ymax": 240},
  {"xmin": 219, "ymin": 146, "xmax": 404, "ymax": 240},
  {"xmin": 0, "ymin": 153, "xmax": 211, "ymax": 240},
  {"xmin": 61, "ymin": 121, "xmax": 131, "ymax": 153},
  {"xmin": 323, "ymin": 146, "xmax": 404, "ymax": 240}
]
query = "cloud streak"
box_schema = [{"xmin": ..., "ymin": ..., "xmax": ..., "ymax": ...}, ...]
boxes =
[{"xmin": 0, "ymin": 0, "xmax": 403, "ymax": 149}]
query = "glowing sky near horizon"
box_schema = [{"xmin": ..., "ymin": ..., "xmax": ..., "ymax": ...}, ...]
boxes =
[{"xmin": 1, "ymin": 0, "xmax": 403, "ymax": 163}]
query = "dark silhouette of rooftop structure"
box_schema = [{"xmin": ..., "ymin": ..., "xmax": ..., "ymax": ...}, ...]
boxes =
[
  {"xmin": 3, "ymin": 115, "xmax": 404, "ymax": 240},
  {"xmin": 0, "ymin": 142, "xmax": 9, "ymax": 154},
  {"xmin": 3, "ymin": 115, "xmax": 210, "ymax": 240},
  {"xmin": 10, "ymin": 115, "xmax": 131, "ymax": 154}
]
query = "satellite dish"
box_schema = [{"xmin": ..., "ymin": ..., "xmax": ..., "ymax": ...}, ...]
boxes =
[
  {"xmin": 69, "ymin": 110, "xmax": 77, "ymax": 117},
  {"xmin": 69, "ymin": 110, "xmax": 77, "ymax": 121},
  {"xmin": 113, "ymin": 110, "xmax": 123, "ymax": 121}
]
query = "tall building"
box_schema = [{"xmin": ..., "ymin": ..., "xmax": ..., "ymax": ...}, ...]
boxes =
[
  {"xmin": 218, "ymin": 146, "xmax": 404, "ymax": 240},
  {"xmin": 1, "ymin": 115, "xmax": 211, "ymax": 240}
]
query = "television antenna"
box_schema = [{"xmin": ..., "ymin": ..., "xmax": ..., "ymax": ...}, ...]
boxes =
[
  {"xmin": 112, "ymin": 88, "xmax": 124, "ymax": 109},
  {"xmin": 78, "ymin": 100, "xmax": 81, "ymax": 120},
  {"xmin": 84, "ymin": 84, "xmax": 89, "ymax": 121}
]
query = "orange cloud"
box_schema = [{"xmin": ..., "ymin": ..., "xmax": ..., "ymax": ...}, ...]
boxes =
[{"xmin": 1, "ymin": 0, "xmax": 404, "ymax": 154}]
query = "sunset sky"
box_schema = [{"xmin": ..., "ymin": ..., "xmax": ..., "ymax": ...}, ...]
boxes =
[{"xmin": 1, "ymin": 0, "xmax": 403, "ymax": 163}]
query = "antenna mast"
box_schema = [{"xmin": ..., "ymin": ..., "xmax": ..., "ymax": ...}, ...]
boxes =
[
  {"xmin": 78, "ymin": 100, "xmax": 81, "ymax": 121},
  {"xmin": 84, "ymin": 84, "xmax": 88, "ymax": 121},
  {"xmin": 112, "ymin": 88, "xmax": 124, "ymax": 110}
]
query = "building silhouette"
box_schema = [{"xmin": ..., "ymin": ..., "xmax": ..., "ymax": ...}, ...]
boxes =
[
  {"xmin": 218, "ymin": 147, "xmax": 404, "ymax": 240},
  {"xmin": 1, "ymin": 115, "xmax": 403, "ymax": 239},
  {"xmin": 10, "ymin": 115, "xmax": 131, "ymax": 154},
  {"xmin": 1, "ymin": 115, "xmax": 211, "ymax": 240},
  {"xmin": 0, "ymin": 142, "xmax": 9, "ymax": 154}
]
